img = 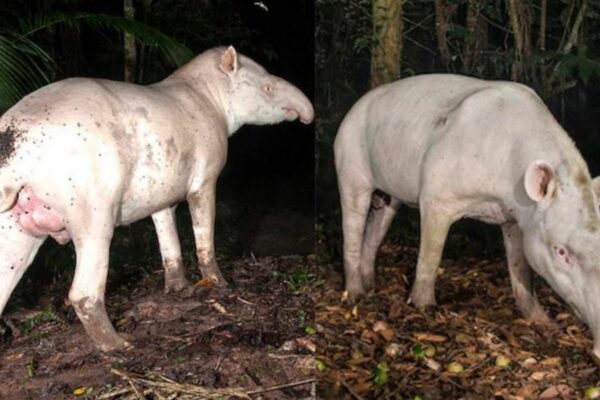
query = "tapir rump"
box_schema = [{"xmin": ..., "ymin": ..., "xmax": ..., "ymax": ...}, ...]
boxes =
[
  {"xmin": 334, "ymin": 74, "xmax": 600, "ymax": 359},
  {"xmin": 0, "ymin": 46, "xmax": 313, "ymax": 351}
]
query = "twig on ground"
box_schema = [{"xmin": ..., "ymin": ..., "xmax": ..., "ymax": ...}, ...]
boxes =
[
  {"xmin": 236, "ymin": 296, "xmax": 256, "ymax": 306},
  {"xmin": 246, "ymin": 378, "xmax": 315, "ymax": 395},
  {"xmin": 98, "ymin": 387, "xmax": 131, "ymax": 399},
  {"xmin": 337, "ymin": 377, "xmax": 366, "ymax": 400},
  {"xmin": 111, "ymin": 368, "xmax": 251, "ymax": 400}
]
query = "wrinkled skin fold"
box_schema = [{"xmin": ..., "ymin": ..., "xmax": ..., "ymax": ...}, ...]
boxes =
[{"xmin": 0, "ymin": 46, "xmax": 314, "ymax": 351}]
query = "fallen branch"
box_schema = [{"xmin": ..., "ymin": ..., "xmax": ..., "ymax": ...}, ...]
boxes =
[{"xmin": 110, "ymin": 368, "xmax": 251, "ymax": 400}]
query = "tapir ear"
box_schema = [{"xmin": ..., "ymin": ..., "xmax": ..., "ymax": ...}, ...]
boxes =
[
  {"xmin": 219, "ymin": 46, "xmax": 238, "ymax": 75},
  {"xmin": 592, "ymin": 176, "xmax": 600, "ymax": 200},
  {"xmin": 524, "ymin": 161, "xmax": 557, "ymax": 202}
]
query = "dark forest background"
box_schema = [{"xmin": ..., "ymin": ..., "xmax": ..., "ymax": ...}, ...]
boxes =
[
  {"xmin": 316, "ymin": 0, "xmax": 600, "ymax": 263},
  {"xmin": 0, "ymin": 0, "xmax": 314, "ymax": 308}
]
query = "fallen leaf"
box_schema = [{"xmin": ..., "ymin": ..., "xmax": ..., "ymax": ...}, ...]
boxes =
[
  {"xmin": 530, "ymin": 371, "xmax": 547, "ymax": 381},
  {"xmin": 194, "ymin": 277, "xmax": 215, "ymax": 288},
  {"xmin": 373, "ymin": 321, "xmax": 394, "ymax": 341},
  {"xmin": 73, "ymin": 387, "xmax": 87, "ymax": 396},
  {"xmin": 539, "ymin": 384, "xmax": 571, "ymax": 399},
  {"xmin": 414, "ymin": 332, "xmax": 447, "ymax": 343},
  {"xmin": 424, "ymin": 358, "xmax": 441, "ymax": 372},
  {"xmin": 385, "ymin": 343, "xmax": 402, "ymax": 358}
]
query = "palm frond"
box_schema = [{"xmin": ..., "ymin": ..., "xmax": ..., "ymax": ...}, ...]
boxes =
[
  {"xmin": 0, "ymin": 10, "xmax": 194, "ymax": 111},
  {"xmin": 0, "ymin": 33, "xmax": 55, "ymax": 110},
  {"xmin": 20, "ymin": 11, "xmax": 194, "ymax": 67}
]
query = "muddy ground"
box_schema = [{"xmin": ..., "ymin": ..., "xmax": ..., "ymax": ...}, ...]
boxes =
[
  {"xmin": 0, "ymin": 254, "xmax": 316, "ymax": 400},
  {"xmin": 316, "ymin": 238, "xmax": 600, "ymax": 399}
]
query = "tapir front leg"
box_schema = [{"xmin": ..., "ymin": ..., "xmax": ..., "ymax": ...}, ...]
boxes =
[
  {"xmin": 187, "ymin": 179, "xmax": 227, "ymax": 287},
  {"xmin": 409, "ymin": 201, "xmax": 455, "ymax": 309},
  {"xmin": 69, "ymin": 217, "xmax": 129, "ymax": 352},
  {"xmin": 501, "ymin": 223, "xmax": 552, "ymax": 325},
  {"xmin": 151, "ymin": 207, "xmax": 192, "ymax": 293}
]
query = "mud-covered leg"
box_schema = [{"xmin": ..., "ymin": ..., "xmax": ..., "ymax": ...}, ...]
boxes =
[
  {"xmin": 152, "ymin": 207, "xmax": 192, "ymax": 293},
  {"xmin": 409, "ymin": 203, "xmax": 455, "ymax": 309},
  {"xmin": 69, "ymin": 227, "xmax": 129, "ymax": 352},
  {"xmin": 187, "ymin": 180, "xmax": 227, "ymax": 286},
  {"xmin": 501, "ymin": 223, "xmax": 552, "ymax": 324},
  {"xmin": 359, "ymin": 194, "xmax": 401, "ymax": 291},
  {"xmin": 339, "ymin": 181, "xmax": 373, "ymax": 301}
]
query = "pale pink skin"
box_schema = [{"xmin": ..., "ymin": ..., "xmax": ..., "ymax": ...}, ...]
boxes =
[
  {"xmin": 0, "ymin": 46, "xmax": 313, "ymax": 352},
  {"xmin": 335, "ymin": 74, "xmax": 600, "ymax": 360},
  {"xmin": 11, "ymin": 187, "xmax": 68, "ymax": 243}
]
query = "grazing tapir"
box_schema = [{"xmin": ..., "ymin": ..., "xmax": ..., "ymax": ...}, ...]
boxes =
[
  {"xmin": 334, "ymin": 74, "xmax": 600, "ymax": 359},
  {"xmin": 0, "ymin": 46, "xmax": 313, "ymax": 351}
]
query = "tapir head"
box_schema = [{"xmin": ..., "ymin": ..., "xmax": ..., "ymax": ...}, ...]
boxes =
[
  {"xmin": 520, "ymin": 161, "xmax": 600, "ymax": 358},
  {"xmin": 216, "ymin": 46, "xmax": 314, "ymax": 132}
]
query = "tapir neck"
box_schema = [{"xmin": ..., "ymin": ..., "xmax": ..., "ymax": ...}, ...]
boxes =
[{"xmin": 160, "ymin": 71, "xmax": 239, "ymax": 136}]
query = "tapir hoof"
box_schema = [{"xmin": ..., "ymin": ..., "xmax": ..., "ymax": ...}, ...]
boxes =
[
  {"xmin": 362, "ymin": 273, "xmax": 376, "ymax": 292},
  {"xmin": 527, "ymin": 310, "xmax": 556, "ymax": 328},
  {"xmin": 590, "ymin": 349, "xmax": 600, "ymax": 369},
  {"xmin": 345, "ymin": 282, "xmax": 366, "ymax": 304},
  {"xmin": 408, "ymin": 290, "xmax": 437, "ymax": 310},
  {"xmin": 97, "ymin": 336, "xmax": 133, "ymax": 353},
  {"xmin": 164, "ymin": 275, "xmax": 194, "ymax": 294},
  {"xmin": 207, "ymin": 274, "xmax": 228, "ymax": 288}
]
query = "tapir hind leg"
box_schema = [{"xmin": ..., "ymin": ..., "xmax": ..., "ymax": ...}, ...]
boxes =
[
  {"xmin": 338, "ymin": 178, "xmax": 373, "ymax": 301},
  {"xmin": 501, "ymin": 223, "xmax": 553, "ymax": 325},
  {"xmin": 360, "ymin": 193, "xmax": 401, "ymax": 291},
  {"xmin": 151, "ymin": 207, "xmax": 192, "ymax": 293},
  {"xmin": 0, "ymin": 212, "xmax": 46, "ymax": 316},
  {"xmin": 187, "ymin": 179, "xmax": 227, "ymax": 287},
  {"xmin": 69, "ymin": 216, "xmax": 129, "ymax": 352}
]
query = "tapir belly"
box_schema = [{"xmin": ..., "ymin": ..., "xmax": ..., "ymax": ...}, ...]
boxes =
[{"xmin": 117, "ymin": 169, "xmax": 191, "ymax": 225}]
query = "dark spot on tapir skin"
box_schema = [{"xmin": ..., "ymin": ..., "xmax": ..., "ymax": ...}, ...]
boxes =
[
  {"xmin": 0, "ymin": 124, "xmax": 23, "ymax": 168},
  {"xmin": 135, "ymin": 107, "xmax": 149, "ymax": 118}
]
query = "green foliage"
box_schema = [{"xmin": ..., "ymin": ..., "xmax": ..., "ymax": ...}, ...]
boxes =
[
  {"xmin": 273, "ymin": 269, "xmax": 318, "ymax": 294},
  {"xmin": 0, "ymin": 10, "xmax": 193, "ymax": 110},
  {"xmin": 552, "ymin": 45, "xmax": 600, "ymax": 86},
  {"xmin": 18, "ymin": 308, "xmax": 66, "ymax": 336}
]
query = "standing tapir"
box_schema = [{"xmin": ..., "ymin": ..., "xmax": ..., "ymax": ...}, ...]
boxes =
[
  {"xmin": 0, "ymin": 46, "xmax": 313, "ymax": 351},
  {"xmin": 334, "ymin": 74, "xmax": 600, "ymax": 358}
]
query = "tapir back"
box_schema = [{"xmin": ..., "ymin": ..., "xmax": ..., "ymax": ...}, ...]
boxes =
[{"xmin": 335, "ymin": 74, "xmax": 576, "ymax": 204}]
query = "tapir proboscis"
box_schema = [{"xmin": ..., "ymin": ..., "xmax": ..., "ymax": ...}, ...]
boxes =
[{"xmin": 0, "ymin": 46, "xmax": 314, "ymax": 351}]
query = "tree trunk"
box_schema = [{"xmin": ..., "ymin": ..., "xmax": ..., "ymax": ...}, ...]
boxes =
[
  {"xmin": 462, "ymin": 0, "xmax": 482, "ymax": 73},
  {"xmin": 370, "ymin": 0, "xmax": 404, "ymax": 88},
  {"xmin": 539, "ymin": 0, "xmax": 548, "ymax": 94},
  {"xmin": 561, "ymin": 0, "xmax": 588, "ymax": 55},
  {"xmin": 433, "ymin": 0, "xmax": 457, "ymax": 70},
  {"xmin": 506, "ymin": 0, "xmax": 532, "ymax": 82},
  {"xmin": 137, "ymin": 0, "xmax": 152, "ymax": 83},
  {"xmin": 124, "ymin": 0, "xmax": 137, "ymax": 83}
]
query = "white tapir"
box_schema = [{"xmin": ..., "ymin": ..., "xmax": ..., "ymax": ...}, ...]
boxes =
[
  {"xmin": 334, "ymin": 74, "xmax": 600, "ymax": 358},
  {"xmin": 0, "ymin": 46, "xmax": 313, "ymax": 351}
]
